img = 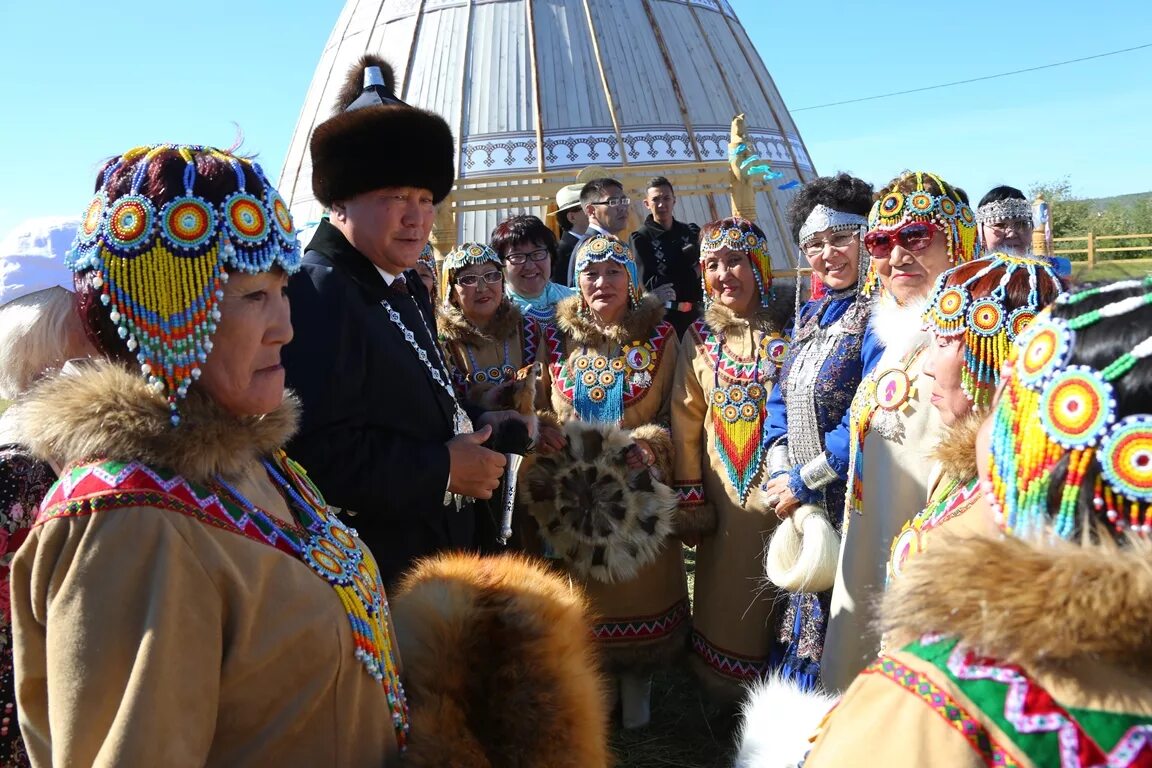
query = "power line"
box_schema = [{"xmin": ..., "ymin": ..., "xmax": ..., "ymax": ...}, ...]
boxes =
[{"xmin": 793, "ymin": 43, "xmax": 1152, "ymax": 112}]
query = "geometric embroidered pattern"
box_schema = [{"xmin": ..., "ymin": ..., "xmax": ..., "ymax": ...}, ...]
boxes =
[
  {"xmin": 674, "ymin": 482, "xmax": 705, "ymax": 506},
  {"xmin": 38, "ymin": 460, "xmax": 307, "ymax": 557},
  {"xmin": 866, "ymin": 654, "xmax": 1024, "ymax": 768},
  {"xmin": 593, "ymin": 597, "xmax": 689, "ymax": 644},
  {"xmin": 690, "ymin": 629, "xmax": 769, "ymax": 681},
  {"xmin": 944, "ymin": 643, "xmax": 1152, "ymax": 768},
  {"xmin": 545, "ymin": 320, "xmax": 675, "ymax": 409}
]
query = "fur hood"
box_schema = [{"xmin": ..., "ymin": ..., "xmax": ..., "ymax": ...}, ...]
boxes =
[
  {"xmin": 555, "ymin": 293, "xmax": 665, "ymax": 347},
  {"xmin": 930, "ymin": 411, "xmax": 983, "ymax": 484},
  {"xmin": 436, "ymin": 298, "xmax": 523, "ymax": 346},
  {"xmin": 881, "ymin": 533, "xmax": 1152, "ymax": 673},
  {"xmin": 703, "ymin": 287, "xmax": 794, "ymax": 338},
  {"xmin": 869, "ymin": 291, "xmax": 930, "ymax": 357},
  {"xmin": 8, "ymin": 360, "xmax": 298, "ymax": 483}
]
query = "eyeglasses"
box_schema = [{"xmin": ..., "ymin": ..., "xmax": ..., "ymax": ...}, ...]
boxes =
[
  {"xmin": 802, "ymin": 231, "xmax": 858, "ymax": 258},
  {"xmin": 590, "ymin": 197, "xmax": 631, "ymax": 208},
  {"xmin": 456, "ymin": 270, "xmax": 503, "ymax": 287},
  {"xmin": 985, "ymin": 220, "xmax": 1033, "ymax": 236},
  {"xmin": 863, "ymin": 221, "xmax": 938, "ymax": 259},
  {"xmin": 505, "ymin": 248, "xmax": 550, "ymax": 266}
]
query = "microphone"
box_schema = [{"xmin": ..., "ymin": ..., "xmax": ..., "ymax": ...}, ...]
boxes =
[{"xmin": 488, "ymin": 418, "xmax": 533, "ymax": 546}]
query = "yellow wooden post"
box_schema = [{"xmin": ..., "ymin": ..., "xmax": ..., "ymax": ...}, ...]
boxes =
[
  {"xmin": 429, "ymin": 193, "xmax": 458, "ymax": 258},
  {"xmin": 1086, "ymin": 232, "xmax": 1096, "ymax": 270}
]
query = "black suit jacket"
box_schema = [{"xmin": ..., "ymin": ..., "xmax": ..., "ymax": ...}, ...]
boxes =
[
  {"xmin": 554, "ymin": 230, "xmax": 581, "ymax": 287},
  {"xmin": 283, "ymin": 220, "xmax": 474, "ymax": 585}
]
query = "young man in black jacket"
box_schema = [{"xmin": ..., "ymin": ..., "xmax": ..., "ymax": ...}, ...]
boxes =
[{"xmin": 629, "ymin": 176, "xmax": 702, "ymax": 336}]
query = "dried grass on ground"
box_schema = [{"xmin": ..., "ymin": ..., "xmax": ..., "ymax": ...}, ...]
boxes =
[{"xmin": 610, "ymin": 547, "xmax": 741, "ymax": 768}]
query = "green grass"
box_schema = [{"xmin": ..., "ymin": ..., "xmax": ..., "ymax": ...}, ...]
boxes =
[
  {"xmin": 1072, "ymin": 260, "xmax": 1152, "ymax": 282},
  {"xmin": 610, "ymin": 547, "xmax": 740, "ymax": 768}
]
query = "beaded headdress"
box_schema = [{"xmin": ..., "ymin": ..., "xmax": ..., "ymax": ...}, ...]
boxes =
[
  {"xmin": 67, "ymin": 144, "xmax": 301, "ymax": 424},
  {"xmin": 796, "ymin": 204, "xmax": 870, "ymax": 306},
  {"xmin": 574, "ymin": 234, "xmax": 642, "ymax": 307},
  {"xmin": 976, "ymin": 197, "xmax": 1033, "ymax": 225},
  {"xmin": 417, "ymin": 242, "xmax": 436, "ymax": 274},
  {"xmin": 699, "ymin": 218, "xmax": 774, "ymax": 309},
  {"xmin": 865, "ymin": 171, "xmax": 980, "ymax": 294},
  {"xmin": 440, "ymin": 242, "xmax": 502, "ymax": 306},
  {"xmin": 923, "ymin": 253, "xmax": 1063, "ymax": 409},
  {"xmin": 989, "ymin": 276, "xmax": 1152, "ymax": 540}
]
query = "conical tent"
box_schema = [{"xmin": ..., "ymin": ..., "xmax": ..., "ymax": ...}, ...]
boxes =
[{"xmin": 280, "ymin": 0, "xmax": 817, "ymax": 268}]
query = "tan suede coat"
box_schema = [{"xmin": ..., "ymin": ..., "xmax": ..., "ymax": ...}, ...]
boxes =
[
  {"xmin": 805, "ymin": 534, "xmax": 1152, "ymax": 767},
  {"xmin": 437, "ymin": 298, "xmax": 541, "ymax": 407},
  {"xmin": 670, "ymin": 302, "xmax": 789, "ymax": 702},
  {"xmin": 540, "ymin": 294, "xmax": 688, "ymax": 670},
  {"xmin": 7, "ymin": 363, "xmax": 400, "ymax": 767}
]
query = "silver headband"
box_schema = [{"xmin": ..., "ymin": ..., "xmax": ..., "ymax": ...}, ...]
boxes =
[
  {"xmin": 798, "ymin": 204, "xmax": 867, "ymax": 245},
  {"xmin": 976, "ymin": 198, "xmax": 1032, "ymax": 224}
]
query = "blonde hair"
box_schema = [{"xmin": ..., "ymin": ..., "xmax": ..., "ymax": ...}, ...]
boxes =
[{"xmin": 0, "ymin": 286, "xmax": 79, "ymax": 399}]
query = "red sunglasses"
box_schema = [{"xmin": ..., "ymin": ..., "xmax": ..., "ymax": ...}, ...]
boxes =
[{"xmin": 863, "ymin": 221, "xmax": 938, "ymax": 258}]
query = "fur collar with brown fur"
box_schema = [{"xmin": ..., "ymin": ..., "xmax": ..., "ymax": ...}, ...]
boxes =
[
  {"xmin": 437, "ymin": 298, "xmax": 523, "ymax": 346},
  {"xmin": 9, "ymin": 360, "xmax": 298, "ymax": 483},
  {"xmin": 930, "ymin": 411, "xmax": 983, "ymax": 484},
  {"xmin": 882, "ymin": 533, "xmax": 1152, "ymax": 672},
  {"xmin": 555, "ymin": 293, "xmax": 666, "ymax": 347},
  {"xmin": 703, "ymin": 289, "xmax": 793, "ymax": 338}
]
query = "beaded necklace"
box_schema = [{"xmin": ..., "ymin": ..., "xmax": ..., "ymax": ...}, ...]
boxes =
[
  {"xmin": 464, "ymin": 338, "xmax": 514, "ymax": 385},
  {"xmin": 704, "ymin": 325, "xmax": 784, "ymax": 504},
  {"xmin": 214, "ymin": 451, "xmax": 409, "ymax": 749}
]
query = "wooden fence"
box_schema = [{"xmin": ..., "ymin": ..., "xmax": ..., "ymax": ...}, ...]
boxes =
[{"xmin": 1052, "ymin": 232, "xmax": 1152, "ymax": 270}]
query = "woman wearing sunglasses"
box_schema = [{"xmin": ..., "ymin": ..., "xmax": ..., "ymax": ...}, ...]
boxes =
[
  {"xmin": 821, "ymin": 171, "xmax": 980, "ymax": 693},
  {"xmin": 490, "ymin": 214, "xmax": 574, "ymax": 325}
]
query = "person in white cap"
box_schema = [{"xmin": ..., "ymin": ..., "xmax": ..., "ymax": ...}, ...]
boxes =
[{"xmin": 551, "ymin": 182, "xmax": 588, "ymax": 287}]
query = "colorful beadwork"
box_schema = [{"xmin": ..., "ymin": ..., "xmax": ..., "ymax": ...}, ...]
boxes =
[
  {"xmin": 440, "ymin": 242, "xmax": 502, "ymax": 305},
  {"xmin": 922, "ymin": 254, "xmax": 1062, "ymax": 408},
  {"xmin": 573, "ymin": 234, "xmax": 642, "ymax": 308},
  {"xmin": 990, "ymin": 283, "xmax": 1152, "ymax": 539},
  {"xmin": 864, "ymin": 171, "xmax": 979, "ymax": 294},
  {"xmin": 699, "ymin": 217, "xmax": 775, "ymax": 309},
  {"xmin": 546, "ymin": 321, "xmax": 672, "ymax": 416},
  {"xmin": 65, "ymin": 145, "xmax": 301, "ymax": 425}
]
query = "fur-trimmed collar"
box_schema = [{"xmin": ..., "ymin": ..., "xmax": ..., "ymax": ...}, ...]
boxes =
[
  {"xmin": 437, "ymin": 299, "xmax": 523, "ymax": 346},
  {"xmin": 882, "ymin": 534, "xmax": 1152, "ymax": 672},
  {"xmin": 870, "ymin": 291, "xmax": 930, "ymax": 357},
  {"xmin": 9, "ymin": 360, "xmax": 298, "ymax": 483},
  {"xmin": 931, "ymin": 411, "xmax": 983, "ymax": 483},
  {"xmin": 703, "ymin": 289, "xmax": 793, "ymax": 338},
  {"xmin": 555, "ymin": 293, "xmax": 665, "ymax": 347}
]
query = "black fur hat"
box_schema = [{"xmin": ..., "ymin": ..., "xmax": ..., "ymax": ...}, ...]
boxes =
[{"xmin": 310, "ymin": 54, "xmax": 456, "ymax": 206}]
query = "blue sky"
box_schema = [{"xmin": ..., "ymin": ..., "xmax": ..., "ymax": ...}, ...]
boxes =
[{"xmin": 0, "ymin": 0, "xmax": 1149, "ymax": 239}]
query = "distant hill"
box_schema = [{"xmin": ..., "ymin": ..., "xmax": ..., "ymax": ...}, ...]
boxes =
[{"xmin": 1085, "ymin": 191, "xmax": 1152, "ymax": 210}]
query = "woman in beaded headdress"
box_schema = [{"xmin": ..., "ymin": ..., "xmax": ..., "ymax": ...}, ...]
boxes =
[
  {"xmin": 886, "ymin": 253, "xmax": 1063, "ymax": 584},
  {"xmin": 755, "ymin": 174, "xmax": 883, "ymax": 691},
  {"xmin": 415, "ymin": 241, "xmax": 438, "ymax": 299},
  {"xmin": 4, "ymin": 145, "xmax": 412, "ymax": 765},
  {"xmin": 666, "ymin": 217, "xmax": 791, "ymax": 706},
  {"xmin": 523, "ymin": 232, "xmax": 686, "ymax": 730},
  {"xmin": 437, "ymin": 242, "xmax": 542, "ymax": 409},
  {"xmin": 794, "ymin": 276, "xmax": 1152, "ymax": 768},
  {"xmin": 821, "ymin": 170, "xmax": 980, "ymax": 693}
]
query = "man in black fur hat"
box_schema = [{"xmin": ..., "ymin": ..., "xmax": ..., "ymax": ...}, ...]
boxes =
[{"xmin": 283, "ymin": 54, "xmax": 506, "ymax": 586}]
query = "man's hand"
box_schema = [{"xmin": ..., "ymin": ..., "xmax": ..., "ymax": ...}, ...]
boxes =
[{"xmin": 447, "ymin": 425, "xmax": 506, "ymax": 500}]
